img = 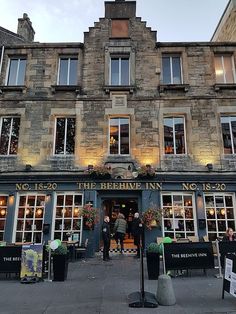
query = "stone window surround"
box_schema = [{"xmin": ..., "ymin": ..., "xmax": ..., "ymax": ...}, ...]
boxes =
[
  {"xmin": 104, "ymin": 43, "xmax": 135, "ymax": 93},
  {"xmin": 5, "ymin": 55, "xmax": 27, "ymax": 86}
]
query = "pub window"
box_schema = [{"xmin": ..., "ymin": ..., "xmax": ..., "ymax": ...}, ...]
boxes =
[
  {"xmin": 214, "ymin": 55, "xmax": 235, "ymax": 84},
  {"xmin": 0, "ymin": 117, "xmax": 20, "ymax": 155},
  {"xmin": 111, "ymin": 20, "xmax": 129, "ymax": 38},
  {"xmin": 204, "ymin": 193, "xmax": 236, "ymax": 241},
  {"xmin": 162, "ymin": 193, "xmax": 197, "ymax": 239},
  {"xmin": 53, "ymin": 193, "xmax": 83, "ymax": 244},
  {"xmin": 221, "ymin": 116, "xmax": 236, "ymax": 154},
  {"xmin": 164, "ymin": 116, "xmax": 186, "ymax": 155},
  {"xmin": 58, "ymin": 57, "xmax": 78, "ymax": 85},
  {"xmin": 110, "ymin": 56, "xmax": 130, "ymax": 86},
  {"xmin": 54, "ymin": 117, "xmax": 76, "ymax": 155},
  {"xmin": 7, "ymin": 57, "xmax": 26, "ymax": 86},
  {"xmin": 15, "ymin": 194, "xmax": 46, "ymax": 244},
  {"xmin": 0, "ymin": 196, "xmax": 8, "ymax": 241},
  {"xmin": 162, "ymin": 54, "xmax": 182, "ymax": 84},
  {"xmin": 109, "ymin": 117, "xmax": 130, "ymax": 155}
]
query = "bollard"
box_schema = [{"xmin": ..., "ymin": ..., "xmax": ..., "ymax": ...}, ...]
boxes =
[{"xmin": 156, "ymin": 274, "xmax": 176, "ymax": 306}]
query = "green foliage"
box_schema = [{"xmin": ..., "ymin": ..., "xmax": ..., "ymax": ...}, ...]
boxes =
[
  {"xmin": 46, "ymin": 244, "xmax": 68, "ymax": 255},
  {"xmin": 147, "ymin": 242, "xmax": 159, "ymax": 253}
]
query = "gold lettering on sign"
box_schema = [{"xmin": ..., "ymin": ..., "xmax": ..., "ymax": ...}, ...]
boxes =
[
  {"xmin": 145, "ymin": 182, "xmax": 162, "ymax": 190},
  {"xmin": 16, "ymin": 183, "xmax": 30, "ymax": 191},
  {"xmin": 182, "ymin": 183, "xmax": 197, "ymax": 191},
  {"xmin": 77, "ymin": 182, "xmax": 96, "ymax": 190}
]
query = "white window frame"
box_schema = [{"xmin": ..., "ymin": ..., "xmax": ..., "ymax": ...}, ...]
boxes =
[
  {"xmin": 221, "ymin": 116, "xmax": 236, "ymax": 154},
  {"xmin": 204, "ymin": 193, "xmax": 236, "ymax": 241},
  {"xmin": 13, "ymin": 193, "xmax": 46, "ymax": 244},
  {"xmin": 214, "ymin": 55, "xmax": 236, "ymax": 84},
  {"xmin": 52, "ymin": 192, "xmax": 84, "ymax": 245},
  {"xmin": 163, "ymin": 116, "xmax": 187, "ymax": 155},
  {"xmin": 0, "ymin": 116, "xmax": 20, "ymax": 156},
  {"xmin": 109, "ymin": 116, "xmax": 130, "ymax": 155},
  {"xmin": 0, "ymin": 195, "xmax": 8, "ymax": 241},
  {"xmin": 53, "ymin": 116, "xmax": 76, "ymax": 155},
  {"xmin": 57, "ymin": 57, "xmax": 78, "ymax": 85},
  {"xmin": 162, "ymin": 54, "xmax": 183, "ymax": 84},
  {"xmin": 109, "ymin": 56, "xmax": 130, "ymax": 86},
  {"xmin": 161, "ymin": 192, "xmax": 197, "ymax": 239},
  {"xmin": 6, "ymin": 57, "xmax": 26, "ymax": 86}
]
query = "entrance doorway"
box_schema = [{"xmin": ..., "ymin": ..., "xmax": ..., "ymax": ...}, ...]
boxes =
[{"xmin": 102, "ymin": 198, "xmax": 138, "ymax": 251}]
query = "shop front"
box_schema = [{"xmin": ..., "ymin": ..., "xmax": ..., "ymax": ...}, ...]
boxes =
[{"xmin": 0, "ymin": 174, "xmax": 236, "ymax": 255}]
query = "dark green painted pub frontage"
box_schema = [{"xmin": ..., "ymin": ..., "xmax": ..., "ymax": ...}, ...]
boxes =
[{"xmin": 1, "ymin": 172, "xmax": 236, "ymax": 256}]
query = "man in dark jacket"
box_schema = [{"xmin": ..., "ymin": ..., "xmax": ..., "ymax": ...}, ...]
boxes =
[
  {"xmin": 102, "ymin": 216, "xmax": 111, "ymax": 261},
  {"xmin": 132, "ymin": 212, "xmax": 143, "ymax": 258}
]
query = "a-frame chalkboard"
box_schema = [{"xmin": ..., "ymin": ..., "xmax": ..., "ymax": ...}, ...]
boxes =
[{"xmin": 222, "ymin": 253, "xmax": 236, "ymax": 299}]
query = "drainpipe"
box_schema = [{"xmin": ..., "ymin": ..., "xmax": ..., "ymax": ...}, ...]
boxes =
[{"xmin": 0, "ymin": 45, "xmax": 4, "ymax": 76}]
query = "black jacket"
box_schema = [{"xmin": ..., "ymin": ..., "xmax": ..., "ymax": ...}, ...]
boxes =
[{"xmin": 102, "ymin": 221, "xmax": 111, "ymax": 242}]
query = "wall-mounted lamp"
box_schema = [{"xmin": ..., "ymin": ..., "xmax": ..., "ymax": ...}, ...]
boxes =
[
  {"xmin": 9, "ymin": 192, "xmax": 14, "ymax": 197},
  {"xmin": 206, "ymin": 163, "xmax": 213, "ymax": 171},
  {"xmin": 25, "ymin": 164, "xmax": 32, "ymax": 172},
  {"xmin": 88, "ymin": 164, "xmax": 94, "ymax": 171}
]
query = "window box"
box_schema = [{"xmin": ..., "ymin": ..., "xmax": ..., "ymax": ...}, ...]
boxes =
[
  {"xmin": 104, "ymin": 85, "xmax": 135, "ymax": 94},
  {"xmin": 51, "ymin": 85, "xmax": 81, "ymax": 94},
  {"xmin": 214, "ymin": 84, "xmax": 236, "ymax": 91},
  {"xmin": 0, "ymin": 85, "xmax": 25, "ymax": 93}
]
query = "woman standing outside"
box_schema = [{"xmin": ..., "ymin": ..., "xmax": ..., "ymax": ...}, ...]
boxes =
[
  {"xmin": 114, "ymin": 213, "xmax": 127, "ymax": 253},
  {"xmin": 222, "ymin": 228, "xmax": 236, "ymax": 241}
]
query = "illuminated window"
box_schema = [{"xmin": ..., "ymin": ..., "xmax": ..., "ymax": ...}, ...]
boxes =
[
  {"xmin": 0, "ymin": 117, "xmax": 20, "ymax": 155},
  {"xmin": 204, "ymin": 193, "xmax": 235, "ymax": 241},
  {"xmin": 109, "ymin": 117, "xmax": 130, "ymax": 155},
  {"xmin": 15, "ymin": 194, "xmax": 45, "ymax": 244},
  {"xmin": 58, "ymin": 57, "xmax": 78, "ymax": 85},
  {"xmin": 162, "ymin": 193, "xmax": 196, "ymax": 239},
  {"xmin": 110, "ymin": 57, "xmax": 130, "ymax": 85},
  {"xmin": 162, "ymin": 54, "xmax": 182, "ymax": 84},
  {"xmin": 7, "ymin": 57, "xmax": 26, "ymax": 85},
  {"xmin": 54, "ymin": 117, "xmax": 76, "ymax": 155},
  {"xmin": 221, "ymin": 116, "xmax": 236, "ymax": 154},
  {"xmin": 214, "ymin": 55, "xmax": 235, "ymax": 84},
  {"xmin": 53, "ymin": 193, "xmax": 83, "ymax": 244},
  {"xmin": 0, "ymin": 196, "xmax": 8, "ymax": 241},
  {"xmin": 164, "ymin": 117, "xmax": 186, "ymax": 155}
]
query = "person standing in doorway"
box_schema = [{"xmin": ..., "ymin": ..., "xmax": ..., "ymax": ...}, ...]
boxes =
[
  {"xmin": 132, "ymin": 212, "xmax": 143, "ymax": 258},
  {"xmin": 102, "ymin": 216, "xmax": 111, "ymax": 261},
  {"xmin": 114, "ymin": 213, "xmax": 127, "ymax": 253}
]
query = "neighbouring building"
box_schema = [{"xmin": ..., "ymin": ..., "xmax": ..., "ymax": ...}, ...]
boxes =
[{"xmin": 0, "ymin": 0, "xmax": 236, "ymax": 255}]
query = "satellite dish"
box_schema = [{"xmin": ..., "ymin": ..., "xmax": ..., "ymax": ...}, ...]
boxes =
[{"xmin": 50, "ymin": 240, "xmax": 59, "ymax": 250}]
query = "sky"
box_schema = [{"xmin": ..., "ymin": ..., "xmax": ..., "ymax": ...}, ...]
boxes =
[{"xmin": 0, "ymin": 0, "xmax": 229, "ymax": 43}]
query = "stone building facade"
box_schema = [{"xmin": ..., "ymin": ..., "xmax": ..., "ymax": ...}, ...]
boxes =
[{"xmin": 0, "ymin": 0, "xmax": 235, "ymax": 253}]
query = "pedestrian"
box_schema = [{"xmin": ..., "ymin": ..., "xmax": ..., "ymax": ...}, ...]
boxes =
[
  {"xmin": 114, "ymin": 213, "xmax": 127, "ymax": 253},
  {"xmin": 102, "ymin": 216, "xmax": 111, "ymax": 261},
  {"xmin": 132, "ymin": 212, "xmax": 143, "ymax": 258},
  {"xmin": 222, "ymin": 227, "xmax": 236, "ymax": 241}
]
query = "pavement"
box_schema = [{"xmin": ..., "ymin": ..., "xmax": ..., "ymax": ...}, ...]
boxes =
[{"xmin": 0, "ymin": 253, "xmax": 236, "ymax": 314}]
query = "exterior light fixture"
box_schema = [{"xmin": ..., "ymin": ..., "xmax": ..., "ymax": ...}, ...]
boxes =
[
  {"xmin": 206, "ymin": 163, "xmax": 213, "ymax": 171},
  {"xmin": 88, "ymin": 165, "xmax": 94, "ymax": 171},
  {"xmin": 25, "ymin": 164, "xmax": 32, "ymax": 172}
]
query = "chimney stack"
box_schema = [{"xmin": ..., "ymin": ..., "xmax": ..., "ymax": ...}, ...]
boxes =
[{"xmin": 17, "ymin": 13, "xmax": 35, "ymax": 42}]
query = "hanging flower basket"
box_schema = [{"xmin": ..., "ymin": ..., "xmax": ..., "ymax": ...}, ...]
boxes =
[
  {"xmin": 81, "ymin": 204, "xmax": 98, "ymax": 230},
  {"xmin": 137, "ymin": 166, "xmax": 156, "ymax": 179},
  {"xmin": 142, "ymin": 208, "xmax": 162, "ymax": 230},
  {"xmin": 86, "ymin": 165, "xmax": 111, "ymax": 179}
]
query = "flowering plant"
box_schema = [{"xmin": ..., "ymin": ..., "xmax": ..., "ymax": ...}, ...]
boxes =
[
  {"xmin": 87, "ymin": 165, "xmax": 111, "ymax": 178},
  {"xmin": 81, "ymin": 203, "xmax": 98, "ymax": 230},
  {"xmin": 137, "ymin": 165, "xmax": 156, "ymax": 178},
  {"xmin": 142, "ymin": 208, "xmax": 162, "ymax": 230}
]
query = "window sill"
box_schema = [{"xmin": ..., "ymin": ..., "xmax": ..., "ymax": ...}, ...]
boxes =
[
  {"xmin": 51, "ymin": 85, "xmax": 81, "ymax": 94},
  {"xmin": 104, "ymin": 85, "xmax": 135, "ymax": 94},
  {"xmin": 0, "ymin": 85, "xmax": 26, "ymax": 93},
  {"xmin": 159, "ymin": 84, "xmax": 189, "ymax": 92},
  {"xmin": 214, "ymin": 83, "xmax": 236, "ymax": 91}
]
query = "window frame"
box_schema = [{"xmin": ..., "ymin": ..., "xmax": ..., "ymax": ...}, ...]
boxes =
[
  {"xmin": 0, "ymin": 195, "xmax": 8, "ymax": 241},
  {"xmin": 161, "ymin": 192, "xmax": 197, "ymax": 239},
  {"xmin": 221, "ymin": 116, "xmax": 236, "ymax": 154},
  {"xmin": 214, "ymin": 54, "xmax": 236, "ymax": 84},
  {"xmin": 53, "ymin": 116, "xmax": 76, "ymax": 156},
  {"xmin": 52, "ymin": 192, "xmax": 84, "ymax": 245},
  {"xmin": 0, "ymin": 116, "xmax": 20, "ymax": 156},
  {"xmin": 162, "ymin": 54, "xmax": 183, "ymax": 85},
  {"xmin": 57, "ymin": 56, "xmax": 78, "ymax": 86},
  {"xmin": 109, "ymin": 56, "xmax": 130, "ymax": 86},
  {"xmin": 163, "ymin": 116, "xmax": 187, "ymax": 155},
  {"xmin": 204, "ymin": 193, "xmax": 236, "ymax": 241},
  {"xmin": 109, "ymin": 116, "xmax": 130, "ymax": 155},
  {"xmin": 6, "ymin": 57, "xmax": 26, "ymax": 86}
]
